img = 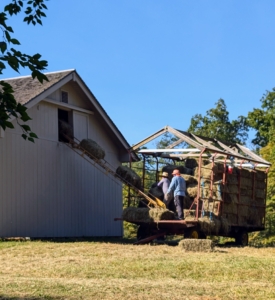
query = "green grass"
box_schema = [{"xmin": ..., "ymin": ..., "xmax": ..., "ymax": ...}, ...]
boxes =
[{"xmin": 0, "ymin": 239, "xmax": 274, "ymax": 299}]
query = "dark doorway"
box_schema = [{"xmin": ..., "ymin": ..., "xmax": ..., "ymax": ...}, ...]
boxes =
[{"xmin": 58, "ymin": 109, "xmax": 71, "ymax": 142}]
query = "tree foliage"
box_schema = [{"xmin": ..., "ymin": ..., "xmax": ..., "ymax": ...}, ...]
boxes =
[
  {"xmin": 188, "ymin": 99, "xmax": 249, "ymax": 144},
  {"xmin": 0, "ymin": 0, "xmax": 48, "ymax": 142},
  {"xmin": 247, "ymin": 88, "xmax": 275, "ymax": 148}
]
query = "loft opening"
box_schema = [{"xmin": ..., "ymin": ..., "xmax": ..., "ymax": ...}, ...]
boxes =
[{"xmin": 58, "ymin": 108, "xmax": 73, "ymax": 142}]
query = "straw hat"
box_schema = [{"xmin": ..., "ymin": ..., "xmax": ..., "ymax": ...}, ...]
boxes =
[{"xmin": 160, "ymin": 172, "xmax": 169, "ymax": 178}]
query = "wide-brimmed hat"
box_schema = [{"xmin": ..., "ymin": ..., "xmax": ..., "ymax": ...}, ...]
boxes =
[{"xmin": 160, "ymin": 172, "xmax": 169, "ymax": 178}]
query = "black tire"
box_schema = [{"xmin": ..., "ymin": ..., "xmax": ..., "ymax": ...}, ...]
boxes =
[
  {"xmin": 185, "ymin": 228, "xmax": 201, "ymax": 239},
  {"xmin": 235, "ymin": 231, "xmax": 248, "ymax": 246}
]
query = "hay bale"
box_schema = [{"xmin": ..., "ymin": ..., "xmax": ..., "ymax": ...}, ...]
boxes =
[
  {"xmin": 223, "ymin": 193, "xmax": 238, "ymax": 204},
  {"xmin": 187, "ymin": 184, "xmax": 198, "ymax": 197},
  {"xmin": 227, "ymin": 174, "xmax": 238, "ymax": 184},
  {"xmin": 185, "ymin": 158, "xmax": 198, "ymax": 169},
  {"xmin": 227, "ymin": 184, "xmax": 239, "ymax": 194},
  {"xmin": 179, "ymin": 239, "xmax": 214, "ymax": 252},
  {"xmin": 148, "ymin": 184, "xmax": 164, "ymax": 200},
  {"xmin": 181, "ymin": 174, "xmax": 197, "ymax": 184},
  {"xmin": 122, "ymin": 207, "xmax": 175, "ymax": 222},
  {"xmin": 224, "ymin": 213, "xmax": 238, "ymax": 224},
  {"xmin": 240, "ymin": 168, "xmax": 253, "ymax": 179},
  {"xmin": 116, "ymin": 166, "xmax": 142, "ymax": 189},
  {"xmin": 162, "ymin": 164, "xmax": 193, "ymax": 176},
  {"xmin": 80, "ymin": 139, "xmax": 105, "ymax": 160},
  {"xmin": 239, "ymin": 195, "xmax": 251, "ymax": 204},
  {"xmin": 223, "ymin": 202, "xmax": 238, "ymax": 214},
  {"xmin": 240, "ymin": 177, "xmax": 253, "ymax": 188},
  {"xmin": 58, "ymin": 120, "xmax": 73, "ymax": 138},
  {"xmin": 255, "ymin": 189, "xmax": 265, "ymax": 198},
  {"xmin": 198, "ymin": 217, "xmax": 221, "ymax": 235},
  {"xmin": 255, "ymin": 180, "xmax": 266, "ymax": 189},
  {"xmin": 256, "ymin": 170, "xmax": 266, "ymax": 180}
]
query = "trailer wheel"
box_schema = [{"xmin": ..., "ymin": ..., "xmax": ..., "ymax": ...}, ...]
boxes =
[
  {"xmin": 235, "ymin": 231, "xmax": 248, "ymax": 246},
  {"xmin": 185, "ymin": 228, "xmax": 201, "ymax": 239}
]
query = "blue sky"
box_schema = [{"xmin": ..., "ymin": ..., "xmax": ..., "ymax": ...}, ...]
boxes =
[{"xmin": 2, "ymin": 0, "xmax": 275, "ymax": 146}]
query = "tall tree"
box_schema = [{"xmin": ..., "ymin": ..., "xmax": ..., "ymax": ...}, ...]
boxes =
[
  {"xmin": 247, "ymin": 88, "xmax": 275, "ymax": 148},
  {"xmin": 188, "ymin": 99, "xmax": 249, "ymax": 144},
  {"xmin": 0, "ymin": 0, "xmax": 48, "ymax": 142}
]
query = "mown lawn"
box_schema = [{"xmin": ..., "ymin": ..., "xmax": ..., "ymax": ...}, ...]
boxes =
[{"xmin": 0, "ymin": 238, "xmax": 274, "ymax": 299}]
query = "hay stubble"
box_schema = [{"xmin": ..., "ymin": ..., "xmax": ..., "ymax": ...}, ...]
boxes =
[{"xmin": 0, "ymin": 241, "xmax": 274, "ymax": 299}]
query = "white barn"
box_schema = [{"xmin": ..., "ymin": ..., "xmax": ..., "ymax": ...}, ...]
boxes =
[{"xmin": 0, "ymin": 69, "xmax": 135, "ymax": 238}]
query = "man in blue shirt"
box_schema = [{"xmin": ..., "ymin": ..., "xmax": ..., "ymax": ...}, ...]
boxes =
[{"xmin": 166, "ymin": 169, "xmax": 186, "ymax": 220}]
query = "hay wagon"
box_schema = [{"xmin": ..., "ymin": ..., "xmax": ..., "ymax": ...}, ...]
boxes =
[{"xmin": 119, "ymin": 126, "xmax": 271, "ymax": 246}]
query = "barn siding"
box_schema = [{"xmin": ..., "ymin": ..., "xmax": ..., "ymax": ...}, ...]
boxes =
[{"xmin": 0, "ymin": 98, "xmax": 123, "ymax": 237}]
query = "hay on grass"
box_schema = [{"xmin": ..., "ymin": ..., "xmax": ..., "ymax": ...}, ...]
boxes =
[
  {"xmin": 122, "ymin": 207, "xmax": 175, "ymax": 222},
  {"xmin": 80, "ymin": 139, "xmax": 105, "ymax": 160},
  {"xmin": 179, "ymin": 239, "xmax": 214, "ymax": 252},
  {"xmin": 116, "ymin": 166, "xmax": 142, "ymax": 189}
]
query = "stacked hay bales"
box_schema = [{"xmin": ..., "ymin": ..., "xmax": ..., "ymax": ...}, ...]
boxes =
[
  {"xmin": 116, "ymin": 166, "xmax": 142, "ymax": 189},
  {"xmin": 183, "ymin": 160, "xmax": 267, "ymax": 229},
  {"xmin": 122, "ymin": 207, "xmax": 175, "ymax": 222},
  {"xmin": 179, "ymin": 239, "xmax": 214, "ymax": 252},
  {"xmin": 80, "ymin": 139, "xmax": 105, "ymax": 160}
]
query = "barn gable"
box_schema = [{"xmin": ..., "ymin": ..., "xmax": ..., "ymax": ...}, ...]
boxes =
[{"xmin": 0, "ymin": 70, "xmax": 134, "ymax": 238}]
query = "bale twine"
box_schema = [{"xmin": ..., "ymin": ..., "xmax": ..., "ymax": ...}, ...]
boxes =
[
  {"xmin": 80, "ymin": 139, "xmax": 105, "ymax": 160},
  {"xmin": 181, "ymin": 174, "xmax": 197, "ymax": 184},
  {"xmin": 122, "ymin": 207, "xmax": 175, "ymax": 222},
  {"xmin": 116, "ymin": 166, "xmax": 142, "ymax": 189},
  {"xmin": 179, "ymin": 239, "xmax": 214, "ymax": 252},
  {"xmin": 58, "ymin": 120, "xmax": 73, "ymax": 138}
]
